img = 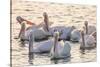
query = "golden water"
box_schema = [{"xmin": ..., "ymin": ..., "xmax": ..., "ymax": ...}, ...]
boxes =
[{"xmin": 11, "ymin": 0, "xmax": 96, "ymax": 67}]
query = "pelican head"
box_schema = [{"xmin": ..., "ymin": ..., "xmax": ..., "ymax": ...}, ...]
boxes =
[
  {"xmin": 72, "ymin": 26, "xmax": 76, "ymax": 29},
  {"xmin": 84, "ymin": 21, "xmax": 88, "ymax": 34},
  {"xmin": 84, "ymin": 21, "xmax": 88, "ymax": 26},
  {"xmin": 54, "ymin": 31, "xmax": 59, "ymax": 40},
  {"xmin": 16, "ymin": 16, "xmax": 25, "ymax": 24},
  {"xmin": 43, "ymin": 12, "xmax": 49, "ymax": 22},
  {"xmin": 43, "ymin": 12, "xmax": 48, "ymax": 21},
  {"xmin": 43, "ymin": 12, "xmax": 48, "ymax": 17},
  {"xmin": 43, "ymin": 12, "xmax": 49, "ymax": 32}
]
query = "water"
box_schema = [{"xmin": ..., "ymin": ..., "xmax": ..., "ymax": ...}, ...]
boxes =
[
  {"xmin": 11, "ymin": 0, "xmax": 96, "ymax": 67},
  {"xmin": 11, "ymin": 39, "xmax": 96, "ymax": 67}
]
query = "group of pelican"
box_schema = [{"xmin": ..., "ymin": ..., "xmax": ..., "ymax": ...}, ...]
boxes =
[{"xmin": 15, "ymin": 12, "xmax": 96, "ymax": 64}]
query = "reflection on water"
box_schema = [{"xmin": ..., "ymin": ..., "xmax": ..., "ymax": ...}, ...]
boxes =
[
  {"xmin": 51, "ymin": 57, "xmax": 71, "ymax": 64},
  {"xmin": 12, "ymin": 41, "xmax": 96, "ymax": 66},
  {"xmin": 31, "ymin": 42, "xmax": 96, "ymax": 65}
]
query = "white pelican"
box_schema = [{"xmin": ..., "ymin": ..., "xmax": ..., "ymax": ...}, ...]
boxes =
[
  {"xmin": 79, "ymin": 30, "xmax": 96, "ymax": 50},
  {"xmin": 79, "ymin": 21, "xmax": 96, "ymax": 51},
  {"xmin": 28, "ymin": 31, "xmax": 71, "ymax": 57},
  {"xmin": 16, "ymin": 16, "xmax": 51, "ymax": 42},
  {"xmin": 50, "ymin": 31, "xmax": 71, "ymax": 59},
  {"xmin": 43, "ymin": 12, "xmax": 76, "ymax": 40},
  {"xmin": 70, "ymin": 21, "xmax": 96, "ymax": 42}
]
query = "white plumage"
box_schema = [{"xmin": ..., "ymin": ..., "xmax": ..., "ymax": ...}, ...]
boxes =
[
  {"xmin": 50, "ymin": 41, "xmax": 71, "ymax": 59},
  {"xmin": 71, "ymin": 29, "xmax": 81, "ymax": 42},
  {"xmin": 48, "ymin": 25, "xmax": 76, "ymax": 40},
  {"xmin": 79, "ymin": 34, "xmax": 96, "ymax": 48},
  {"xmin": 79, "ymin": 31, "xmax": 96, "ymax": 48},
  {"xmin": 33, "ymin": 39, "xmax": 54, "ymax": 53},
  {"xmin": 23, "ymin": 25, "xmax": 51, "ymax": 41},
  {"xmin": 79, "ymin": 21, "xmax": 96, "ymax": 48},
  {"xmin": 28, "ymin": 31, "xmax": 71, "ymax": 59}
]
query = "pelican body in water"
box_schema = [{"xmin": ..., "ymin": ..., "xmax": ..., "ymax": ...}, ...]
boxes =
[
  {"xmin": 50, "ymin": 31, "xmax": 71, "ymax": 59},
  {"xmin": 16, "ymin": 12, "xmax": 75, "ymax": 43},
  {"xmin": 42, "ymin": 12, "xmax": 76, "ymax": 40},
  {"xmin": 71, "ymin": 21, "xmax": 96, "ymax": 42},
  {"xmin": 79, "ymin": 21, "xmax": 96, "ymax": 51},
  {"xmin": 79, "ymin": 30, "xmax": 96, "ymax": 51},
  {"xmin": 28, "ymin": 31, "xmax": 71, "ymax": 60},
  {"xmin": 16, "ymin": 16, "xmax": 51, "ymax": 42},
  {"xmin": 70, "ymin": 29, "xmax": 81, "ymax": 42}
]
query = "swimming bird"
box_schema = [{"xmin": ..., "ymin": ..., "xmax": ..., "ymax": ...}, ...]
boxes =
[
  {"xmin": 43, "ymin": 12, "xmax": 76, "ymax": 40},
  {"xmin": 50, "ymin": 31, "xmax": 71, "ymax": 59},
  {"xmin": 70, "ymin": 21, "xmax": 96, "ymax": 42},
  {"xmin": 70, "ymin": 29, "xmax": 81, "ymax": 42},
  {"xmin": 28, "ymin": 31, "xmax": 71, "ymax": 57},
  {"xmin": 79, "ymin": 30, "xmax": 96, "ymax": 50},
  {"xmin": 79, "ymin": 21, "xmax": 96, "ymax": 51},
  {"xmin": 16, "ymin": 16, "xmax": 51, "ymax": 42}
]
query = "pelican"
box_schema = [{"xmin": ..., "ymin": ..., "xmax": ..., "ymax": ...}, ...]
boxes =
[
  {"xmin": 16, "ymin": 16, "xmax": 51, "ymax": 42},
  {"xmin": 79, "ymin": 21, "xmax": 96, "ymax": 50},
  {"xmin": 70, "ymin": 29, "xmax": 81, "ymax": 42},
  {"xmin": 79, "ymin": 30, "xmax": 96, "ymax": 50},
  {"xmin": 84, "ymin": 21, "xmax": 96, "ymax": 41},
  {"xmin": 70, "ymin": 21, "xmax": 96, "ymax": 42},
  {"xmin": 43, "ymin": 12, "xmax": 76, "ymax": 40},
  {"xmin": 50, "ymin": 31, "xmax": 71, "ymax": 59},
  {"xmin": 28, "ymin": 31, "xmax": 71, "ymax": 57}
]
